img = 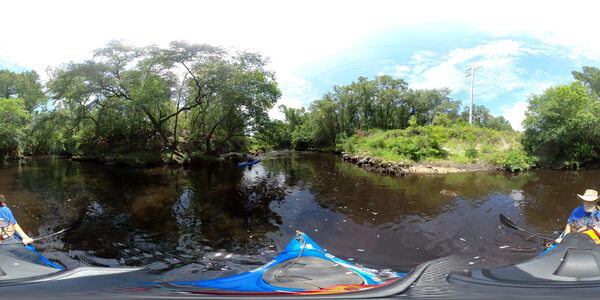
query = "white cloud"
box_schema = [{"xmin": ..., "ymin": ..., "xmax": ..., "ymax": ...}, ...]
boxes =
[
  {"xmin": 500, "ymin": 101, "xmax": 529, "ymax": 131},
  {"xmin": 393, "ymin": 40, "xmax": 529, "ymax": 93},
  {"xmin": 410, "ymin": 61, "xmax": 467, "ymax": 92},
  {"xmin": 388, "ymin": 39, "xmax": 563, "ymax": 111},
  {"xmin": 393, "ymin": 65, "xmax": 410, "ymax": 75},
  {"xmin": 269, "ymin": 74, "xmax": 319, "ymax": 120}
]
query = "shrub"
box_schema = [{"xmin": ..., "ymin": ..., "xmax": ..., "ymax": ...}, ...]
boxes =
[
  {"xmin": 502, "ymin": 150, "xmax": 538, "ymax": 172},
  {"xmin": 465, "ymin": 147, "xmax": 479, "ymax": 159}
]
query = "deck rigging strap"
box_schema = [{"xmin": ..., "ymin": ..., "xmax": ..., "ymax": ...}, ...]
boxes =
[{"xmin": 277, "ymin": 232, "xmax": 323, "ymax": 290}]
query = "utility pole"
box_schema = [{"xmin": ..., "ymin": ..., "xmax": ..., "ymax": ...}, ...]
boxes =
[{"xmin": 465, "ymin": 63, "xmax": 481, "ymax": 125}]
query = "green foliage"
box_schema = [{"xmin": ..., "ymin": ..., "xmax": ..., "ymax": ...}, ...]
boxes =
[
  {"xmin": 0, "ymin": 70, "xmax": 45, "ymax": 112},
  {"xmin": 500, "ymin": 150, "xmax": 539, "ymax": 172},
  {"xmin": 465, "ymin": 147, "xmax": 478, "ymax": 159},
  {"xmin": 252, "ymin": 119, "xmax": 289, "ymax": 150},
  {"xmin": 460, "ymin": 104, "xmax": 513, "ymax": 131},
  {"xmin": 278, "ymin": 74, "xmax": 511, "ymax": 152},
  {"xmin": 523, "ymin": 80, "xmax": 600, "ymax": 167},
  {"xmin": 572, "ymin": 66, "xmax": 600, "ymax": 98},
  {"xmin": 432, "ymin": 113, "xmax": 454, "ymax": 127},
  {"xmin": 339, "ymin": 124, "xmax": 531, "ymax": 170},
  {"xmin": 4, "ymin": 43, "xmax": 599, "ymax": 173},
  {"xmin": 291, "ymin": 121, "xmax": 318, "ymax": 150},
  {"xmin": 0, "ymin": 98, "xmax": 30, "ymax": 160},
  {"xmin": 339, "ymin": 125, "xmax": 449, "ymax": 162},
  {"xmin": 44, "ymin": 40, "xmax": 280, "ymax": 161}
]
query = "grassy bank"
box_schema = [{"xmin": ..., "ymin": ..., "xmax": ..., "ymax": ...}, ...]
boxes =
[{"xmin": 337, "ymin": 125, "xmax": 538, "ymax": 172}]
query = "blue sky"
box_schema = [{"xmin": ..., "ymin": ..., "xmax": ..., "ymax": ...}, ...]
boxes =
[
  {"xmin": 2, "ymin": 0, "xmax": 600, "ymax": 130},
  {"xmin": 292, "ymin": 28, "xmax": 585, "ymax": 129}
]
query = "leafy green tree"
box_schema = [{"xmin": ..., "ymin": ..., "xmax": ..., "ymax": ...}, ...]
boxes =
[
  {"xmin": 523, "ymin": 82, "xmax": 600, "ymax": 166},
  {"xmin": 278, "ymin": 105, "xmax": 308, "ymax": 148},
  {"xmin": 572, "ymin": 66, "xmax": 600, "ymax": 98},
  {"xmin": 0, "ymin": 98, "xmax": 30, "ymax": 160},
  {"xmin": 25, "ymin": 109, "xmax": 71, "ymax": 156},
  {"xmin": 284, "ymin": 75, "xmax": 473, "ymax": 149},
  {"xmin": 253, "ymin": 119, "xmax": 289, "ymax": 150},
  {"xmin": 46, "ymin": 41, "xmax": 280, "ymax": 158},
  {"xmin": 405, "ymin": 88, "xmax": 455, "ymax": 126},
  {"xmin": 280, "ymin": 105, "xmax": 307, "ymax": 133},
  {"xmin": 460, "ymin": 104, "xmax": 512, "ymax": 131},
  {"xmin": 0, "ymin": 70, "xmax": 45, "ymax": 112},
  {"xmin": 186, "ymin": 52, "xmax": 281, "ymax": 154}
]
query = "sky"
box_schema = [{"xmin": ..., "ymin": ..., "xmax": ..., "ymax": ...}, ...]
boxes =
[{"xmin": 2, "ymin": 0, "xmax": 600, "ymax": 131}]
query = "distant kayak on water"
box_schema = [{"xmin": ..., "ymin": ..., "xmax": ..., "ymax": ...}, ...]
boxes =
[{"xmin": 237, "ymin": 159, "xmax": 262, "ymax": 167}]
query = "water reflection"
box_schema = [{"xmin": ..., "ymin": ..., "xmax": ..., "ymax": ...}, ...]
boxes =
[{"xmin": 0, "ymin": 153, "xmax": 598, "ymax": 279}]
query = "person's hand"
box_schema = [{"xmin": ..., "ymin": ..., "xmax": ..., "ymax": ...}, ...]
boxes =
[
  {"xmin": 577, "ymin": 227, "xmax": 589, "ymax": 232},
  {"xmin": 21, "ymin": 237, "xmax": 34, "ymax": 245}
]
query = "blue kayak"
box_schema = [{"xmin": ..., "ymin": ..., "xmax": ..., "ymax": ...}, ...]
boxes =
[
  {"xmin": 170, "ymin": 231, "xmax": 405, "ymax": 294},
  {"xmin": 0, "ymin": 234, "xmax": 64, "ymax": 274},
  {"xmin": 8, "ymin": 231, "xmax": 600, "ymax": 299},
  {"xmin": 0, "ymin": 232, "xmax": 146, "ymax": 297},
  {"xmin": 237, "ymin": 159, "xmax": 261, "ymax": 167}
]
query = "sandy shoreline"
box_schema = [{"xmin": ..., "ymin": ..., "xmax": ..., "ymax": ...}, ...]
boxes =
[{"xmin": 341, "ymin": 152, "xmax": 495, "ymax": 175}]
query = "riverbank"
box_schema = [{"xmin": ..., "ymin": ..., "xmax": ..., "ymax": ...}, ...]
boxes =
[
  {"xmin": 337, "ymin": 125, "xmax": 538, "ymax": 174},
  {"xmin": 341, "ymin": 152, "xmax": 494, "ymax": 175}
]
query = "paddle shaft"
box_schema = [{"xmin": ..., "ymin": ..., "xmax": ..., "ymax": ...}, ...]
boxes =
[
  {"xmin": 499, "ymin": 214, "xmax": 556, "ymax": 241},
  {"xmin": 0, "ymin": 218, "xmax": 83, "ymax": 245}
]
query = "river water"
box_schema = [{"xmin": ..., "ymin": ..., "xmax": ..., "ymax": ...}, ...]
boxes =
[{"xmin": 0, "ymin": 152, "xmax": 598, "ymax": 281}]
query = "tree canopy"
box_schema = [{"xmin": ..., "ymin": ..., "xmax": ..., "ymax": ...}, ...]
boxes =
[
  {"xmin": 5, "ymin": 41, "xmax": 597, "ymax": 170},
  {"xmin": 268, "ymin": 75, "xmax": 512, "ymax": 150},
  {"xmin": 523, "ymin": 67, "xmax": 600, "ymax": 167},
  {"xmin": 0, "ymin": 70, "xmax": 45, "ymax": 112},
  {"xmin": 0, "ymin": 97, "xmax": 29, "ymax": 160},
  {"xmin": 45, "ymin": 40, "xmax": 280, "ymax": 160}
]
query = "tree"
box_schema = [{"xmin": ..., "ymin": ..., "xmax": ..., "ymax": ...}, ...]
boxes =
[
  {"xmin": 460, "ymin": 104, "xmax": 512, "ymax": 131},
  {"xmin": 523, "ymin": 82, "xmax": 600, "ymax": 165},
  {"xmin": 47, "ymin": 41, "xmax": 280, "ymax": 158},
  {"xmin": 572, "ymin": 66, "xmax": 600, "ymax": 98},
  {"xmin": 0, "ymin": 70, "xmax": 45, "ymax": 112},
  {"xmin": 0, "ymin": 98, "xmax": 30, "ymax": 160},
  {"xmin": 284, "ymin": 75, "xmax": 470, "ymax": 149},
  {"xmin": 253, "ymin": 119, "xmax": 289, "ymax": 150},
  {"xmin": 404, "ymin": 88, "xmax": 454, "ymax": 126},
  {"xmin": 186, "ymin": 52, "xmax": 281, "ymax": 154}
]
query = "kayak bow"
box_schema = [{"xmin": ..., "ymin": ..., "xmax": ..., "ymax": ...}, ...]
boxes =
[{"xmin": 171, "ymin": 231, "xmax": 404, "ymax": 294}]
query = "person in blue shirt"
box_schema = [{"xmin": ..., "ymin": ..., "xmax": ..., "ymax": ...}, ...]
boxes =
[
  {"xmin": 0, "ymin": 195, "xmax": 34, "ymax": 245},
  {"xmin": 559, "ymin": 189, "xmax": 600, "ymax": 242}
]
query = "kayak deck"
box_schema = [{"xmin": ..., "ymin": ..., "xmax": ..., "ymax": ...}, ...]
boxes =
[
  {"xmin": 171, "ymin": 231, "xmax": 404, "ymax": 294},
  {"xmin": 0, "ymin": 247, "xmax": 61, "ymax": 281},
  {"xmin": 0, "ymin": 235, "xmax": 63, "ymax": 281}
]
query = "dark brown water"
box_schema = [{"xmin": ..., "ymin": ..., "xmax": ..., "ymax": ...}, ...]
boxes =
[{"xmin": 0, "ymin": 152, "xmax": 599, "ymax": 280}]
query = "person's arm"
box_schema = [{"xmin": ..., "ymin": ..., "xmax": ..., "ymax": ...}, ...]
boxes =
[
  {"xmin": 557, "ymin": 223, "xmax": 571, "ymax": 243},
  {"xmin": 12, "ymin": 223, "xmax": 33, "ymax": 245}
]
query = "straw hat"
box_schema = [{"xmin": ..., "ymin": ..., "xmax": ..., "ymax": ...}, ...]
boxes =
[{"xmin": 578, "ymin": 189, "xmax": 599, "ymax": 201}]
